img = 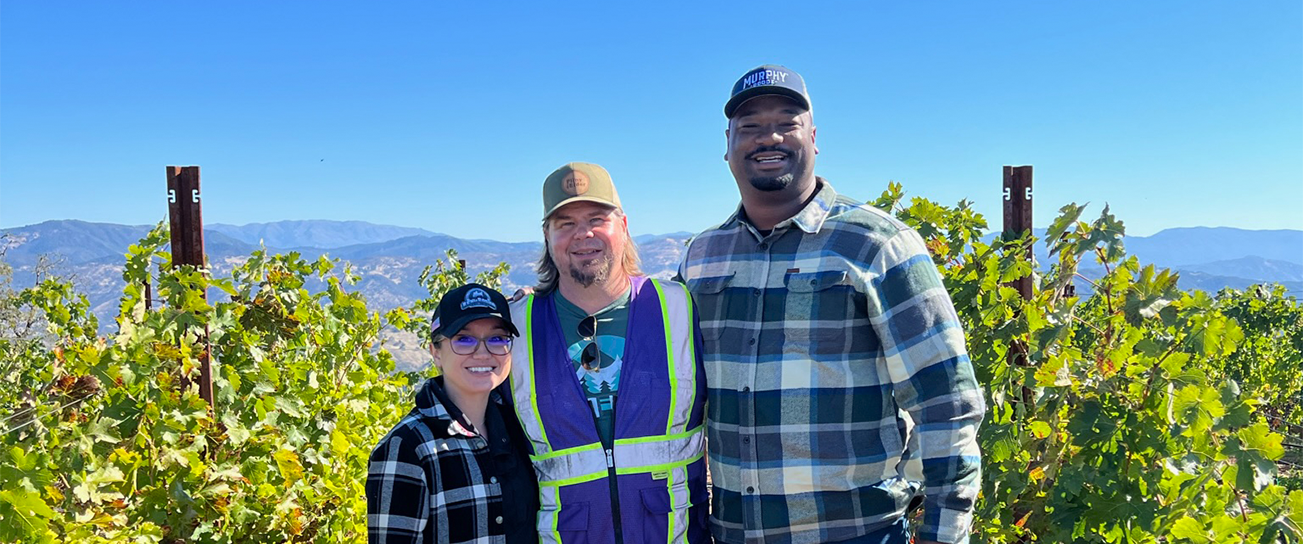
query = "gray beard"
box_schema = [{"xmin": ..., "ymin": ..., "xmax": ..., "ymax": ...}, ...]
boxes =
[
  {"xmin": 749, "ymin": 172, "xmax": 794, "ymax": 192},
  {"xmin": 569, "ymin": 254, "xmax": 613, "ymax": 288}
]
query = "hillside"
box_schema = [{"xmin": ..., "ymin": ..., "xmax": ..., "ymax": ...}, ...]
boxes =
[{"xmin": 3, "ymin": 219, "xmax": 1299, "ymax": 370}]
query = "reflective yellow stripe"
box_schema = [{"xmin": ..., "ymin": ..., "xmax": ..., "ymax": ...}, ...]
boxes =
[
  {"xmin": 613, "ymin": 426, "xmax": 704, "ymax": 471},
  {"xmin": 530, "ymin": 441, "xmax": 602, "ymax": 462},
  {"xmin": 655, "ymin": 279, "xmax": 697, "ymax": 435},
  {"xmin": 653, "ymin": 279, "xmax": 679, "ymax": 437},
  {"xmin": 539, "ymin": 486, "xmax": 562, "ymax": 543},
  {"xmin": 667, "ymin": 475, "xmax": 679, "ymax": 544},
  {"xmin": 681, "ymin": 282, "xmax": 697, "ymax": 434},
  {"xmin": 523, "ymin": 296, "xmax": 552, "ymax": 451},
  {"xmin": 532, "ymin": 428, "xmax": 702, "ymax": 482},
  {"xmin": 613, "ymin": 449, "xmax": 704, "ymax": 475},
  {"xmin": 615, "ymin": 425, "xmax": 701, "ymax": 445},
  {"xmin": 531, "ymin": 442, "xmax": 609, "ymax": 483},
  {"xmin": 538, "ymin": 469, "xmax": 609, "ymax": 488}
]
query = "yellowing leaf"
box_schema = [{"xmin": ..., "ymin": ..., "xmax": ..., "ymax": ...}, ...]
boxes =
[
  {"xmin": 43, "ymin": 485, "xmax": 64, "ymax": 502},
  {"xmin": 1029, "ymin": 421, "xmax": 1053, "ymax": 440},
  {"xmin": 273, "ymin": 448, "xmax": 304, "ymax": 482},
  {"xmin": 1238, "ymin": 422, "xmax": 1286, "ymax": 460},
  {"xmin": 331, "ymin": 428, "xmax": 351, "ymax": 456}
]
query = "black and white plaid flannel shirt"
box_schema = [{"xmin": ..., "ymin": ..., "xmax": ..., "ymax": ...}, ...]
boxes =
[{"xmin": 367, "ymin": 377, "xmax": 538, "ymax": 544}]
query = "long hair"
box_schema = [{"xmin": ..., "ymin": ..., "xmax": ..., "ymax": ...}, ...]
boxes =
[{"xmin": 534, "ymin": 210, "xmax": 643, "ymax": 295}]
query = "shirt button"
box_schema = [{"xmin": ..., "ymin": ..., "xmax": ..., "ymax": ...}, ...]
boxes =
[
  {"xmin": 489, "ymin": 476, "xmax": 498, "ymax": 484},
  {"xmin": 747, "ymin": 486, "xmax": 756, "ymax": 494},
  {"xmin": 742, "ymin": 386, "xmax": 750, "ymax": 392},
  {"xmin": 748, "ymin": 338, "xmax": 756, "ymax": 345},
  {"xmin": 752, "ymin": 289, "xmax": 761, "ymax": 297},
  {"xmin": 742, "ymin": 437, "xmax": 750, "ymax": 444},
  {"xmin": 758, "ymin": 243, "xmax": 768, "ymax": 250},
  {"xmin": 495, "ymin": 516, "xmax": 504, "ymax": 524}
]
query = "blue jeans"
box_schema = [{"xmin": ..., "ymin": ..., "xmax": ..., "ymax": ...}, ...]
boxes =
[{"xmin": 836, "ymin": 517, "xmax": 909, "ymax": 544}]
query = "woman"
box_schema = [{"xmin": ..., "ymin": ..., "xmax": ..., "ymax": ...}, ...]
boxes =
[{"xmin": 367, "ymin": 283, "xmax": 539, "ymax": 544}]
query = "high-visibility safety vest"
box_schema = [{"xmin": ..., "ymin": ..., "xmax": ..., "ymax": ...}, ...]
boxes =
[{"xmin": 509, "ymin": 276, "xmax": 709, "ymax": 544}]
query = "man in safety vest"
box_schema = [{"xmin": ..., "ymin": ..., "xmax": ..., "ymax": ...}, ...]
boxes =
[{"xmin": 508, "ymin": 162, "xmax": 710, "ymax": 544}]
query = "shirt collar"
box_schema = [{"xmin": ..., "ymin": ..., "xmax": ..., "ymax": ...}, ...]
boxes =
[
  {"xmin": 725, "ymin": 177, "xmax": 838, "ymax": 236},
  {"xmin": 414, "ymin": 377, "xmax": 504, "ymax": 439}
]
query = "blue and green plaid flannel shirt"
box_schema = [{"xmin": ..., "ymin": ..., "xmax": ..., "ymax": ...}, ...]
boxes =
[{"xmin": 678, "ymin": 180, "xmax": 985, "ymax": 544}]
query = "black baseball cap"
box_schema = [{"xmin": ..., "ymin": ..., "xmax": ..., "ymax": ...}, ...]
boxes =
[
  {"xmin": 430, "ymin": 283, "xmax": 519, "ymax": 340},
  {"xmin": 724, "ymin": 64, "xmax": 811, "ymax": 118}
]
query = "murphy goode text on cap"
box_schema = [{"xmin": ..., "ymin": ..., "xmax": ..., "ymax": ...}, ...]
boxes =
[
  {"xmin": 541, "ymin": 162, "xmax": 623, "ymax": 222},
  {"xmin": 724, "ymin": 64, "xmax": 812, "ymax": 118},
  {"xmin": 430, "ymin": 283, "xmax": 520, "ymax": 340}
]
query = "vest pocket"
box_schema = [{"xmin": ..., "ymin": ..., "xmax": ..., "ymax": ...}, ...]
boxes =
[
  {"xmin": 640, "ymin": 484, "xmax": 693, "ymax": 540},
  {"xmin": 639, "ymin": 486, "xmax": 674, "ymax": 514},
  {"xmin": 539, "ymin": 501, "xmax": 590, "ymax": 537}
]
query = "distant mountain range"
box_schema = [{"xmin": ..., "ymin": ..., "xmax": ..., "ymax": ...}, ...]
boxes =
[
  {"xmin": 3, "ymin": 219, "xmax": 1300, "ymax": 369},
  {"xmin": 988, "ymin": 227, "xmax": 1303, "ymax": 296},
  {"xmin": 206, "ymin": 220, "xmax": 438, "ymax": 250}
]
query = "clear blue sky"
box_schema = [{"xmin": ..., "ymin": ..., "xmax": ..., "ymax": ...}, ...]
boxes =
[{"xmin": 2, "ymin": 1, "xmax": 1300, "ymax": 242}]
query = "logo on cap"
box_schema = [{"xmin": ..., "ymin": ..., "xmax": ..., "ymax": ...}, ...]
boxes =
[
  {"xmin": 460, "ymin": 288, "xmax": 497, "ymax": 310},
  {"xmin": 739, "ymin": 68, "xmax": 789, "ymax": 90},
  {"xmin": 563, "ymin": 171, "xmax": 589, "ymax": 196}
]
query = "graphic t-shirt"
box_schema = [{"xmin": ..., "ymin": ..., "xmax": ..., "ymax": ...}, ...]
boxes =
[{"xmin": 554, "ymin": 288, "xmax": 630, "ymax": 449}]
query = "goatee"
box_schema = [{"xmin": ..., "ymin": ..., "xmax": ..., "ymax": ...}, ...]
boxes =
[
  {"xmin": 750, "ymin": 173, "xmax": 794, "ymax": 192},
  {"xmin": 569, "ymin": 254, "xmax": 613, "ymax": 288}
]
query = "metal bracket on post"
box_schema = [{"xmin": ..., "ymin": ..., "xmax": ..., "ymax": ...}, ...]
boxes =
[{"xmin": 166, "ymin": 166, "xmax": 214, "ymax": 409}]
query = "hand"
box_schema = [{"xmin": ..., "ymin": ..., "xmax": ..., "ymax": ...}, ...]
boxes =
[{"xmin": 509, "ymin": 287, "xmax": 535, "ymax": 302}]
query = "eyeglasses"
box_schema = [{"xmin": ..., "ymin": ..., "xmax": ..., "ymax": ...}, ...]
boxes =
[
  {"xmin": 578, "ymin": 315, "xmax": 598, "ymax": 370},
  {"xmin": 446, "ymin": 334, "xmax": 513, "ymax": 356}
]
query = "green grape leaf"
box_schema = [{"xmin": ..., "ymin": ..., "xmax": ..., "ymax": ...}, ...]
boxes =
[{"xmin": 1170, "ymin": 517, "xmax": 1210, "ymax": 543}]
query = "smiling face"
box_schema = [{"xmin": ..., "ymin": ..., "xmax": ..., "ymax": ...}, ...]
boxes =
[
  {"xmin": 430, "ymin": 317, "xmax": 513, "ymax": 403},
  {"xmin": 725, "ymin": 94, "xmax": 818, "ymax": 197},
  {"xmin": 545, "ymin": 201, "xmax": 629, "ymax": 289}
]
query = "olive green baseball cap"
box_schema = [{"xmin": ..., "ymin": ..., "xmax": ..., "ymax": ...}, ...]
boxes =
[{"xmin": 541, "ymin": 162, "xmax": 623, "ymax": 222}]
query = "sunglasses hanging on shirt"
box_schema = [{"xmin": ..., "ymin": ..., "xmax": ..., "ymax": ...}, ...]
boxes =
[{"xmin": 578, "ymin": 315, "xmax": 599, "ymax": 370}]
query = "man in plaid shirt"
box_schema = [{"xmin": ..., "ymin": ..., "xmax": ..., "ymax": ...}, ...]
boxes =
[{"xmin": 678, "ymin": 65, "xmax": 986, "ymax": 544}]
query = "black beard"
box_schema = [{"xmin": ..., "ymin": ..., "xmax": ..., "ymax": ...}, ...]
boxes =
[
  {"xmin": 749, "ymin": 172, "xmax": 795, "ymax": 192},
  {"xmin": 569, "ymin": 254, "xmax": 613, "ymax": 288}
]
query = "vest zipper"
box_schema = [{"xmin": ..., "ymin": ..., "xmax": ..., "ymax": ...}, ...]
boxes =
[
  {"xmin": 577, "ymin": 341, "xmax": 625, "ymax": 544},
  {"xmin": 600, "ymin": 388, "xmax": 625, "ymax": 544}
]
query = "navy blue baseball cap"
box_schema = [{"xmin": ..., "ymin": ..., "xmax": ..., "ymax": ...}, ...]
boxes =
[
  {"xmin": 430, "ymin": 283, "xmax": 519, "ymax": 340},
  {"xmin": 724, "ymin": 64, "xmax": 812, "ymax": 118}
]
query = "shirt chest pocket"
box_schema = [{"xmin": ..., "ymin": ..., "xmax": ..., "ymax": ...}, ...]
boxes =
[
  {"xmin": 686, "ymin": 274, "xmax": 733, "ymax": 345},
  {"xmin": 783, "ymin": 270, "xmax": 857, "ymax": 347}
]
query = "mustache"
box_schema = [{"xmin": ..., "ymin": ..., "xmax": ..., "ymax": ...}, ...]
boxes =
[{"xmin": 746, "ymin": 146, "xmax": 792, "ymax": 160}]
